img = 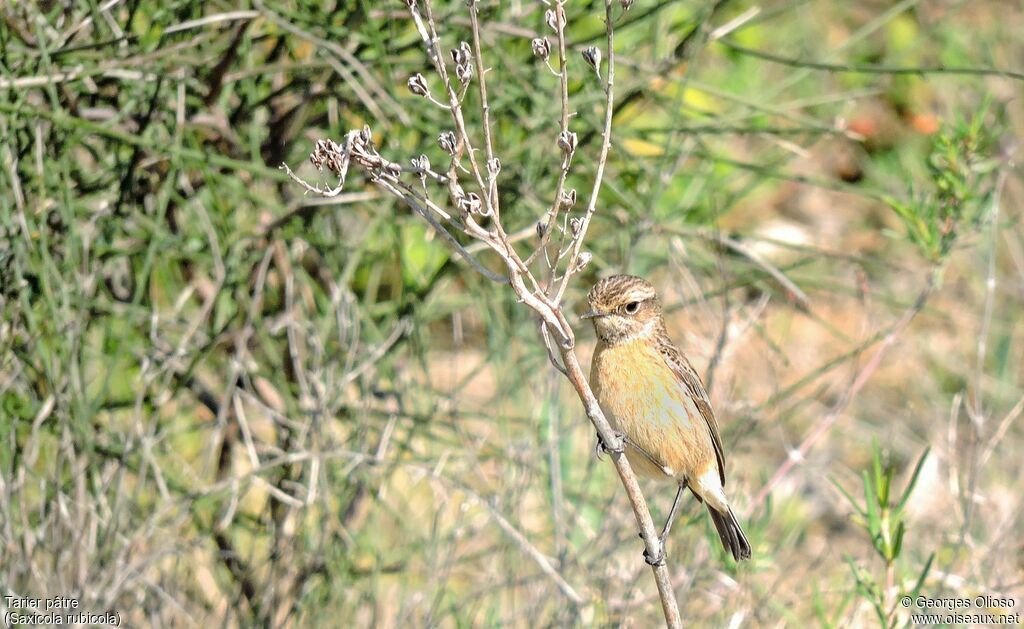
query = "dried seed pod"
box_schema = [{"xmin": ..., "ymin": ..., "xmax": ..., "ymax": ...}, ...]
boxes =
[
  {"xmin": 572, "ymin": 251, "xmax": 593, "ymax": 274},
  {"xmin": 582, "ymin": 46, "xmax": 601, "ymax": 73},
  {"xmin": 532, "ymin": 37, "xmax": 551, "ymax": 61},
  {"xmin": 467, "ymin": 192, "xmax": 482, "ymax": 214},
  {"xmin": 451, "ymin": 42, "xmax": 473, "ymax": 84},
  {"xmin": 620, "ymin": 0, "xmax": 634, "ymax": 10},
  {"xmin": 570, "ymin": 216, "xmax": 584, "ymax": 237},
  {"xmin": 451, "ymin": 42, "xmax": 471, "ymax": 67},
  {"xmin": 438, "ymin": 131, "xmax": 457, "ymax": 155},
  {"xmin": 407, "ymin": 73, "xmax": 429, "ymax": 97},
  {"xmin": 458, "ymin": 192, "xmax": 482, "ymax": 215},
  {"xmin": 557, "ymin": 130, "xmax": 578, "ymax": 155},
  {"xmin": 310, "ymin": 139, "xmax": 330, "ymax": 169},
  {"xmin": 487, "ymin": 158, "xmax": 501, "ymax": 177},
  {"xmin": 311, "ymin": 138, "xmax": 347, "ymax": 173},
  {"xmin": 561, "ymin": 188, "xmax": 577, "ymax": 209},
  {"xmin": 456, "ymin": 62, "xmax": 473, "ymax": 85},
  {"xmin": 359, "ymin": 125, "xmax": 372, "ymax": 145},
  {"xmin": 458, "ymin": 193, "xmax": 473, "ymax": 216},
  {"xmin": 545, "ymin": 9, "xmax": 559, "ymax": 32},
  {"xmin": 412, "ymin": 154, "xmax": 430, "ymax": 173},
  {"xmin": 536, "ymin": 220, "xmax": 548, "ymax": 239}
]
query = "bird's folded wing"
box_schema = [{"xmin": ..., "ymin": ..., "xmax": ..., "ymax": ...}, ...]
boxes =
[{"xmin": 656, "ymin": 338, "xmax": 726, "ymax": 486}]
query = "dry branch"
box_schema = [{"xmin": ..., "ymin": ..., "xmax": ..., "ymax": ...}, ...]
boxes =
[{"xmin": 283, "ymin": 1, "xmax": 682, "ymax": 625}]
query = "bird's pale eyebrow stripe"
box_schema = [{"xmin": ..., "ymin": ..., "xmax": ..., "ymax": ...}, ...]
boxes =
[
  {"xmin": 627, "ymin": 288, "xmax": 656, "ymax": 302},
  {"xmin": 589, "ymin": 276, "xmax": 656, "ymax": 305}
]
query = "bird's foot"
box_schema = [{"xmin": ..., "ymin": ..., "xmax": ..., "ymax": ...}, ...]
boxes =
[
  {"xmin": 643, "ymin": 545, "xmax": 666, "ymax": 567},
  {"xmin": 595, "ymin": 430, "xmax": 625, "ymax": 459},
  {"xmin": 640, "ymin": 532, "xmax": 669, "ymax": 566}
]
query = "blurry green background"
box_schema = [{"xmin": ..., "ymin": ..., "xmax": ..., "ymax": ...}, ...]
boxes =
[{"xmin": 1, "ymin": 0, "xmax": 1022, "ymax": 626}]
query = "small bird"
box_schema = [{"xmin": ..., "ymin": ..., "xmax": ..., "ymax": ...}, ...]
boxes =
[{"xmin": 583, "ymin": 274, "xmax": 751, "ymax": 564}]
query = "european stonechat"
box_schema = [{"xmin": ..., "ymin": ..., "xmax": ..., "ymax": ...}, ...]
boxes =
[{"xmin": 583, "ymin": 275, "xmax": 751, "ymax": 564}]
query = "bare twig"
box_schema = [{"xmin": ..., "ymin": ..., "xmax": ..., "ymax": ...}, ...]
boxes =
[
  {"xmin": 526, "ymin": 2, "xmax": 573, "ymax": 273},
  {"xmin": 540, "ymin": 321, "xmax": 568, "ymax": 376},
  {"xmin": 552, "ymin": 0, "xmax": 616, "ymax": 306},
  {"xmin": 468, "ymin": 1, "xmax": 500, "ymax": 222},
  {"xmin": 483, "ymin": 495, "xmax": 585, "ymax": 606},
  {"xmin": 670, "ymin": 226, "xmax": 811, "ymax": 312},
  {"xmin": 719, "ymin": 39, "xmax": 1024, "ymax": 82}
]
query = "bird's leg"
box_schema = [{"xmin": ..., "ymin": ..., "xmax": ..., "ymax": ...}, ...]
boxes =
[
  {"xmin": 643, "ymin": 482, "xmax": 688, "ymax": 567},
  {"xmin": 659, "ymin": 482, "xmax": 687, "ymax": 542},
  {"xmin": 595, "ymin": 430, "xmax": 625, "ymax": 459}
]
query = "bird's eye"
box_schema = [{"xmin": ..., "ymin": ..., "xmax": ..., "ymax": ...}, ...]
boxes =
[{"xmin": 624, "ymin": 301, "xmax": 640, "ymax": 314}]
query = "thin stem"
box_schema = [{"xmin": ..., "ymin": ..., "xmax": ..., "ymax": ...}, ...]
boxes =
[
  {"xmin": 372, "ymin": 178, "xmax": 508, "ymax": 284},
  {"xmin": 557, "ymin": 347, "xmax": 682, "ymax": 629},
  {"xmin": 468, "ymin": 1, "xmax": 502, "ymax": 228},
  {"xmin": 412, "ymin": 0, "xmax": 556, "ymax": 307},
  {"xmin": 674, "ymin": 226, "xmax": 811, "ymax": 312},
  {"xmin": 525, "ymin": 2, "xmax": 572, "ymax": 272},
  {"xmin": 553, "ymin": 1, "xmax": 616, "ymax": 305},
  {"xmin": 720, "ymin": 39, "xmax": 1024, "ymax": 82},
  {"xmin": 417, "ymin": 1, "xmax": 495, "ymax": 218}
]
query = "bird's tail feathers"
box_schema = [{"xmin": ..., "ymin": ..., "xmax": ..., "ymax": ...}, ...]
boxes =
[{"xmin": 709, "ymin": 506, "xmax": 751, "ymax": 561}]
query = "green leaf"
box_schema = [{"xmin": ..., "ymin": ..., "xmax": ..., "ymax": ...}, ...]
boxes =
[
  {"xmin": 891, "ymin": 520, "xmax": 906, "ymax": 560},
  {"xmin": 909, "ymin": 553, "xmax": 936, "ymax": 599},
  {"xmin": 399, "ymin": 221, "xmax": 448, "ymax": 292},
  {"xmin": 872, "ymin": 443, "xmax": 889, "ymax": 507},
  {"xmin": 139, "ymin": 23, "xmax": 164, "ymax": 53},
  {"xmin": 830, "ymin": 476, "xmax": 867, "ymax": 517},
  {"xmin": 897, "ymin": 446, "xmax": 932, "ymax": 512},
  {"xmin": 863, "ymin": 470, "xmax": 880, "ymax": 531}
]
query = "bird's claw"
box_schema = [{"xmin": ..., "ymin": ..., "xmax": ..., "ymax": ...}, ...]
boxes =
[
  {"xmin": 640, "ymin": 532, "xmax": 668, "ymax": 566},
  {"xmin": 595, "ymin": 430, "xmax": 625, "ymax": 459},
  {"xmin": 643, "ymin": 546, "xmax": 666, "ymax": 567}
]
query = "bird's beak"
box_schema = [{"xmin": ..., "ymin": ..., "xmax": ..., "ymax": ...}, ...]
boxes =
[{"xmin": 580, "ymin": 309, "xmax": 605, "ymax": 320}]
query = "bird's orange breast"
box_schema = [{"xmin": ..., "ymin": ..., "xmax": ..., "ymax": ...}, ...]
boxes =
[{"xmin": 590, "ymin": 339, "xmax": 715, "ymax": 482}]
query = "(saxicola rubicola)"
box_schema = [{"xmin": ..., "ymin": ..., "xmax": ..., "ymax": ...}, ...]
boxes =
[{"xmin": 583, "ymin": 275, "xmax": 751, "ymax": 564}]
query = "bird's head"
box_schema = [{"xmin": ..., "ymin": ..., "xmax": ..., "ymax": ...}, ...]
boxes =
[{"xmin": 582, "ymin": 275, "xmax": 663, "ymax": 344}]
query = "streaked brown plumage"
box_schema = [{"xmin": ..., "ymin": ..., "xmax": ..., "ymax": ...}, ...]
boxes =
[{"xmin": 584, "ymin": 275, "xmax": 751, "ymax": 562}]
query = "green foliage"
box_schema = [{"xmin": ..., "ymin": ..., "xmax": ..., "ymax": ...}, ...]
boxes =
[
  {"xmin": 834, "ymin": 444, "xmax": 933, "ymax": 627},
  {"xmin": 399, "ymin": 221, "xmax": 448, "ymax": 292},
  {"xmin": 885, "ymin": 101, "xmax": 1003, "ymax": 261}
]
